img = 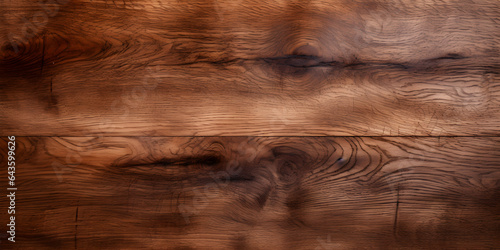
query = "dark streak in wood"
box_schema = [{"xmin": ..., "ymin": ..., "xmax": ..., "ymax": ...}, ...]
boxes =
[
  {"xmin": 393, "ymin": 184, "xmax": 400, "ymax": 237},
  {"xmin": 40, "ymin": 33, "xmax": 45, "ymax": 74}
]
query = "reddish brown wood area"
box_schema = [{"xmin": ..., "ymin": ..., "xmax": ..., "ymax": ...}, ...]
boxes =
[
  {"xmin": 0, "ymin": 0, "xmax": 499, "ymax": 136},
  {"xmin": 1, "ymin": 0, "xmax": 499, "ymax": 249},
  {"xmin": 0, "ymin": 137, "xmax": 499, "ymax": 249}
]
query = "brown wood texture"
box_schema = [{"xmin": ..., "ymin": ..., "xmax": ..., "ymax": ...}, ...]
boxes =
[
  {"xmin": 0, "ymin": 136, "xmax": 499, "ymax": 249},
  {"xmin": 1, "ymin": 0, "xmax": 500, "ymax": 136},
  {"xmin": 1, "ymin": 0, "xmax": 500, "ymax": 249}
]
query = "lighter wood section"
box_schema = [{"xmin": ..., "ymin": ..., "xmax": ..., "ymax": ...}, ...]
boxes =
[{"xmin": 1, "ymin": 0, "xmax": 499, "ymax": 136}]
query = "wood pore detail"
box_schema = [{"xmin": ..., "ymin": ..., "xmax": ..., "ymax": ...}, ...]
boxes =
[
  {"xmin": 0, "ymin": 137, "xmax": 498, "ymax": 249},
  {"xmin": 1, "ymin": 0, "xmax": 500, "ymax": 136}
]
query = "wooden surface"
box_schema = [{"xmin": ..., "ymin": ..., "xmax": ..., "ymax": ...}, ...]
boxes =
[
  {"xmin": 0, "ymin": 0, "xmax": 499, "ymax": 136},
  {"xmin": 1, "ymin": 0, "xmax": 500, "ymax": 249},
  {"xmin": 0, "ymin": 136, "xmax": 499, "ymax": 249}
]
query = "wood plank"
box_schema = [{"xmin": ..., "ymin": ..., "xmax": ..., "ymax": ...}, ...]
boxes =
[
  {"xmin": 1, "ymin": 136, "xmax": 499, "ymax": 249},
  {"xmin": 1, "ymin": 0, "xmax": 499, "ymax": 136}
]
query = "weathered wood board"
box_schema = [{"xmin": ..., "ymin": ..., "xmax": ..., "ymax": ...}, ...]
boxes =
[
  {"xmin": 0, "ymin": 137, "xmax": 498, "ymax": 249},
  {"xmin": 1, "ymin": 0, "xmax": 500, "ymax": 249},
  {"xmin": 1, "ymin": 0, "xmax": 499, "ymax": 136}
]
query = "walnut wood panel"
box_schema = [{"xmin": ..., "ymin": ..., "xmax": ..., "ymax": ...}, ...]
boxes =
[
  {"xmin": 1, "ymin": 0, "xmax": 499, "ymax": 136},
  {"xmin": 0, "ymin": 136, "xmax": 498, "ymax": 249}
]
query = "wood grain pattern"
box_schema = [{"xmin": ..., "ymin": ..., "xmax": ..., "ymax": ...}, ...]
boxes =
[
  {"xmin": 1, "ymin": 0, "xmax": 500, "ymax": 136},
  {"xmin": 1, "ymin": 136, "xmax": 499, "ymax": 249}
]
